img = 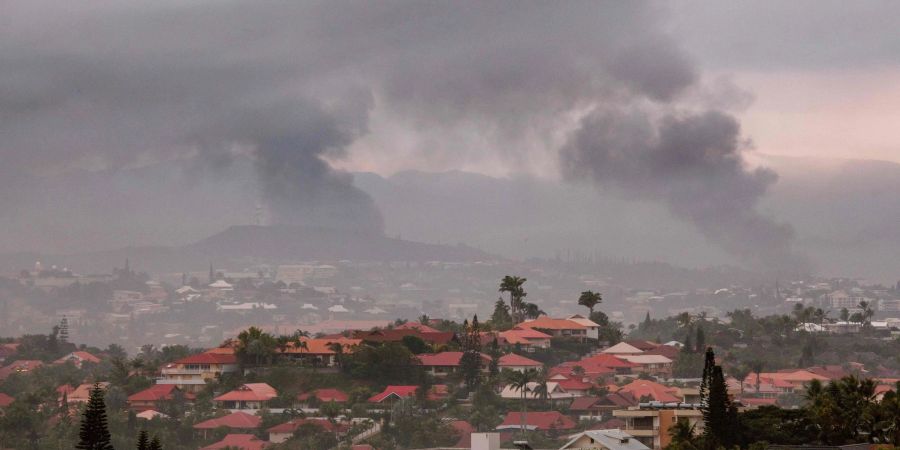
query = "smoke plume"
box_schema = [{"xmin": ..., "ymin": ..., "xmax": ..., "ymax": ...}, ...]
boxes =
[{"xmin": 0, "ymin": 1, "xmax": 803, "ymax": 268}]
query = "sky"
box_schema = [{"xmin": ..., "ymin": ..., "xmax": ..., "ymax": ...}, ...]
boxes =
[{"xmin": 1, "ymin": 1, "xmax": 899, "ymax": 275}]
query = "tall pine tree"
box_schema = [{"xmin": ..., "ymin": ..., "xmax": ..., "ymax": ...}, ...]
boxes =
[
  {"xmin": 699, "ymin": 349, "xmax": 736, "ymax": 449},
  {"xmin": 76, "ymin": 383, "xmax": 114, "ymax": 450},
  {"xmin": 460, "ymin": 315, "xmax": 484, "ymax": 390},
  {"xmin": 136, "ymin": 430, "xmax": 149, "ymax": 450}
]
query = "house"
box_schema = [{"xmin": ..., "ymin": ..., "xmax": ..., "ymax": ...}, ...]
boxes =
[
  {"xmin": 200, "ymin": 433, "xmax": 268, "ymax": 450},
  {"xmin": 194, "ymin": 412, "xmax": 261, "ymax": 439},
  {"xmin": 416, "ymin": 351, "xmax": 541, "ymax": 376},
  {"xmin": 613, "ymin": 407, "xmax": 704, "ymax": 450},
  {"xmin": 128, "ymin": 384, "xmax": 195, "ymax": 412},
  {"xmin": 157, "ymin": 352, "xmax": 238, "ymax": 392},
  {"xmin": 618, "ymin": 380, "xmax": 682, "ymax": 403},
  {"xmin": 214, "ymin": 383, "xmax": 277, "ymax": 411},
  {"xmin": 742, "ymin": 370, "xmax": 829, "ymax": 396},
  {"xmin": 567, "ymin": 315, "xmax": 602, "ymax": 340},
  {"xmin": 498, "ymin": 353, "xmax": 543, "ymax": 372},
  {"xmin": 295, "ymin": 388, "xmax": 349, "ymax": 406},
  {"xmin": 517, "ymin": 317, "xmax": 591, "ymax": 340},
  {"xmin": 560, "ymin": 429, "xmax": 651, "ymax": 450},
  {"xmin": 617, "ymin": 355, "xmax": 674, "ymax": 378},
  {"xmin": 367, "ymin": 385, "xmax": 448, "ymax": 403},
  {"xmin": 395, "ymin": 322, "xmax": 441, "ymax": 333},
  {"xmin": 562, "ymin": 353, "xmax": 638, "ymax": 377},
  {"xmin": 569, "ymin": 392, "xmax": 639, "ymax": 420},
  {"xmin": 601, "ymin": 342, "xmax": 645, "ymax": 356},
  {"xmin": 498, "ymin": 327, "xmax": 552, "ymax": 351},
  {"xmin": 499, "ymin": 381, "xmax": 575, "ymax": 400},
  {"xmin": 0, "ymin": 360, "xmax": 43, "ymax": 381},
  {"xmin": 497, "ymin": 411, "xmax": 577, "ymax": 432},
  {"xmin": 353, "ymin": 329, "xmax": 457, "ymax": 347},
  {"xmin": 267, "ymin": 418, "xmax": 351, "ymax": 443},
  {"xmin": 68, "ymin": 382, "xmax": 110, "ymax": 404},
  {"xmin": 135, "ymin": 410, "xmax": 169, "ymax": 420},
  {"xmin": 550, "ymin": 374, "xmax": 594, "ymax": 397},
  {"xmin": 54, "ymin": 351, "xmax": 101, "ymax": 368},
  {"xmin": 417, "ymin": 352, "xmax": 489, "ymax": 376},
  {"xmin": 281, "ymin": 337, "xmax": 360, "ymax": 367}
]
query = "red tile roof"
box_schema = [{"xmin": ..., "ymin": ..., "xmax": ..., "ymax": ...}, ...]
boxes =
[
  {"xmin": 569, "ymin": 397, "xmax": 601, "ymax": 411},
  {"xmin": 0, "ymin": 392, "xmax": 13, "ymax": 408},
  {"xmin": 296, "ymin": 388, "xmax": 349, "ymax": 403},
  {"xmin": 395, "ymin": 322, "xmax": 440, "ymax": 333},
  {"xmin": 368, "ymin": 385, "xmax": 420, "ymax": 403},
  {"xmin": 499, "ymin": 411, "xmax": 577, "ymax": 430},
  {"xmin": 267, "ymin": 418, "xmax": 350, "ymax": 434},
  {"xmin": 194, "ymin": 412, "xmax": 261, "ymax": 430},
  {"xmin": 128, "ymin": 384, "xmax": 195, "ymax": 402},
  {"xmin": 353, "ymin": 329, "xmax": 456, "ymax": 345},
  {"xmin": 579, "ymin": 354, "xmax": 638, "ymax": 369},
  {"xmin": 450, "ymin": 420, "xmax": 475, "ymax": 448},
  {"xmin": 174, "ymin": 352, "xmax": 237, "ymax": 365},
  {"xmin": 200, "ymin": 433, "xmax": 268, "ymax": 450},
  {"xmin": 518, "ymin": 317, "xmax": 586, "ymax": 331},
  {"xmin": 618, "ymin": 380, "xmax": 681, "ymax": 403},
  {"xmin": 54, "ymin": 351, "xmax": 101, "ymax": 365},
  {"xmin": 214, "ymin": 383, "xmax": 277, "ymax": 402},
  {"xmin": 498, "ymin": 353, "xmax": 542, "ymax": 367},
  {"xmin": 366, "ymin": 384, "xmax": 448, "ymax": 403},
  {"xmin": 0, "ymin": 360, "xmax": 44, "ymax": 381}
]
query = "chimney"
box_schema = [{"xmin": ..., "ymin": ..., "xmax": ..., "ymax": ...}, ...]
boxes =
[{"xmin": 471, "ymin": 433, "xmax": 500, "ymax": 450}]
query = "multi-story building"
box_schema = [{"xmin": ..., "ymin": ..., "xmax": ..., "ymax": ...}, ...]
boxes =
[
  {"xmin": 613, "ymin": 406, "xmax": 704, "ymax": 450},
  {"xmin": 157, "ymin": 352, "xmax": 238, "ymax": 392}
]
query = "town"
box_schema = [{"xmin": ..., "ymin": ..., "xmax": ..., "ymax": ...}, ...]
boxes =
[{"xmin": 2, "ymin": 265, "xmax": 900, "ymax": 450}]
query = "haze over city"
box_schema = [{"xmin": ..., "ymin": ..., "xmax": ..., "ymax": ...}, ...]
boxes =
[{"xmin": 1, "ymin": 3, "xmax": 900, "ymax": 450}]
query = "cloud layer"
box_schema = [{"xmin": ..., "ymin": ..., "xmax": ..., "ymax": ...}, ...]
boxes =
[{"xmin": 0, "ymin": 1, "xmax": 804, "ymax": 270}]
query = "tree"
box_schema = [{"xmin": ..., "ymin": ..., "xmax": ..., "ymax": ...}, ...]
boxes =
[
  {"xmin": 507, "ymin": 369, "xmax": 537, "ymax": 439},
  {"xmin": 320, "ymin": 400, "xmax": 342, "ymax": 423},
  {"xmin": 76, "ymin": 383, "xmax": 114, "ymax": 450},
  {"xmin": 533, "ymin": 366, "xmax": 550, "ymax": 408},
  {"xmin": 136, "ymin": 429, "xmax": 149, "ymax": 450},
  {"xmin": 499, "ymin": 276, "xmax": 527, "ymax": 324},
  {"xmin": 695, "ymin": 326, "xmax": 706, "ymax": 354},
  {"xmin": 488, "ymin": 338, "xmax": 501, "ymax": 380},
  {"xmin": 148, "ymin": 436, "xmax": 162, "ymax": 450},
  {"xmin": 460, "ymin": 316, "xmax": 484, "ymax": 390},
  {"xmin": 700, "ymin": 349, "xmax": 737, "ymax": 449},
  {"xmin": 490, "ymin": 299, "xmax": 513, "ymax": 331},
  {"xmin": 667, "ymin": 418, "xmax": 698, "ymax": 450},
  {"xmin": 235, "ymin": 326, "xmax": 277, "ymax": 367},
  {"xmin": 577, "ymin": 291, "xmax": 602, "ymax": 316}
]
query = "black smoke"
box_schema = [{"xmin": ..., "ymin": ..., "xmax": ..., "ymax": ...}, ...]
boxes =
[{"xmin": 560, "ymin": 108, "xmax": 805, "ymax": 271}]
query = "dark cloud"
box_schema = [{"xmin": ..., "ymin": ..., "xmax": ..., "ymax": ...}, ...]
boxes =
[
  {"xmin": 0, "ymin": 1, "xmax": 806, "ymax": 269},
  {"xmin": 560, "ymin": 108, "xmax": 806, "ymax": 271}
]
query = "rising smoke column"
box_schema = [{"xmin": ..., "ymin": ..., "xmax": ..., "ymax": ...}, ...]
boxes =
[{"xmin": 559, "ymin": 108, "xmax": 805, "ymax": 271}]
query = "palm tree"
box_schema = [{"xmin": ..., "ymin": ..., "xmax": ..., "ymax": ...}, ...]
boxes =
[
  {"xmin": 578, "ymin": 291, "xmax": 602, "ymax": 317},
  {"xmin": 533, "ymin": 367, "xmax": 551, "ymax": 408},
  {"xmin": 236, "ymin": 326, "xmax": 276, "ymax": 367},
  {"xmin": 507, "ymin": 369, "xmax": 537, "ymax": 439},
  {"xmin": 292, "ymin": 329, "xmax": 310, "ymax": 365},
  {"xmin": 730, "ymin": 365, "xmax": 751, "ymax": 398},
  {"xmin": 750, "ymin": 360, "xmax": 764, "ymax": 394},
  {"xmin": 327, "ymin": 342, "xmax": 345, "ymax": 369},
  {"xmin": 499, "ymin": 276, "xmax": 527, "ymax": 323},
  {"xmin": 668, "ymin": 418, "xmax": 698, "ymax": 450}
]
